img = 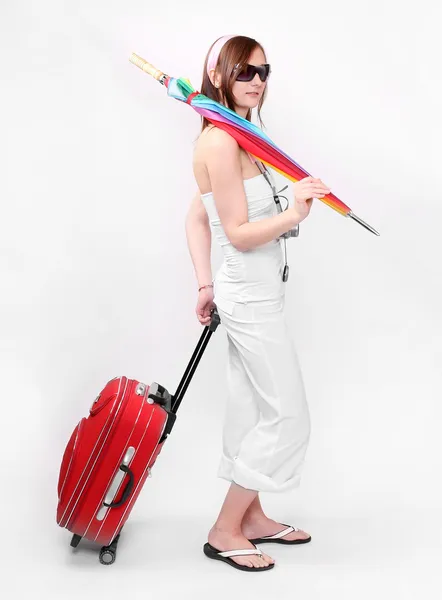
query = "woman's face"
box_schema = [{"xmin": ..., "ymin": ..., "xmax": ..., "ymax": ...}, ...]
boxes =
[{"xmin": 231, "ymin": 46, "xmax": 268, "ymax": 114}]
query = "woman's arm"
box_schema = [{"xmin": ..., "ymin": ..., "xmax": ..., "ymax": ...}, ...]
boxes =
[
  {"xmin": 185, "ymin": 191, "xmax": 213, "ymax": 289},
  {"xmin": 205, "ymin": 129, "xmax": 300, "ymax": 251}
]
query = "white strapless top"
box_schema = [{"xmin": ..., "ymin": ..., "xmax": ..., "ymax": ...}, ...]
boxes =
[{"xmin": 201, "ymin": 171, "xmax": 285, "ymax": 304}]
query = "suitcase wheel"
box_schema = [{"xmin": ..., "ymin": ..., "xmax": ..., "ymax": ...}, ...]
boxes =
[
  {"xmin": 99, "ymin": 532, "xmax": 121, "ymax": 566},
  {"xmin": 99, "ymin": 549, "xmax": 116, "ymax": 565},
  {"xmin": 70, "ymin": 534, "xmax": 82, "ymax": 548}
]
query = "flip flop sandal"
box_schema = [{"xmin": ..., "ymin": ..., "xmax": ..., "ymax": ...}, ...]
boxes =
[
  {"xmin": 248, "ymin": 524, "xmax": 312, "ymax": 545},
  {"xmin": 203, "ymin": 542, "xmax": 274, "ymax": 572}
]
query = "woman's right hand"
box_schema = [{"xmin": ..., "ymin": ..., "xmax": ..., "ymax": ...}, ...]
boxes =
[
  {"xmin": 288, "ymin": 176, "xmax": 331, "ymax": 222},
  {"xmin": 195, "ymin": 287, "xmax": 216, "ymax": 326}
]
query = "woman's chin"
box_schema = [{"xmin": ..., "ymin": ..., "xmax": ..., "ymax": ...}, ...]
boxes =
[
  {"xmin": 238, "ymin": 97, "xmax": 260, "ymax": 110},
  {"xmin": 233, "ymin": 97, "xmax": 260, "ymax": 114}
]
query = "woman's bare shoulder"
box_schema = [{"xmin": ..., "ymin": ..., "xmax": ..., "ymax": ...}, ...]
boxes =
[
  {"xmin": 193, "ymin": 126, "xmax": 235, "ymax": 168},
  {"xmin": 196, "ymin": 125, "xmax": 238, "ymax": 153},
  {"xmin": 192, "ymin": 126, "xmax": 241, "ymax": 192}
]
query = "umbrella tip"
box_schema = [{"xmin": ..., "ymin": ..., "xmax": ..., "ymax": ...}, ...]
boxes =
[{"xmin": 348, "ymin": 212, "xmax": 380, "ymax": 236}]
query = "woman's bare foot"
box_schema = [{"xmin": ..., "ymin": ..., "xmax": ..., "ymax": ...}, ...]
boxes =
[
  {"xmin": 208, "ymin": 525, "xmax": 275, "ymax": 569},
  {"xmin": 241, "ymin": 515, "xmax": 310, "ymax": 542}
]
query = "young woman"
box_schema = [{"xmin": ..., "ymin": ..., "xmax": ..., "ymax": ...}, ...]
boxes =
[{"xmin": 185, "ymin": 34, "xmax": 331, "ymax": 572}]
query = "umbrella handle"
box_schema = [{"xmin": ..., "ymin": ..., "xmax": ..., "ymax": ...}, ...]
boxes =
[{"xmin": 130, "ymin": 53, "xmax": 165, "ymax": 82}]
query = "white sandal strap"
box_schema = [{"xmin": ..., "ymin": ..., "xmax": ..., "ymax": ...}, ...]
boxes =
[
  {"xmin": 262, "ymin": 526, "xmax": 298, "ymax": 539},
  {"xmin": 219, "ymin": 547, "xmax": 262, "ymax": 558}
]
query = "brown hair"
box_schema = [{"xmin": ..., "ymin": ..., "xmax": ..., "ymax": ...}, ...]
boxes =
[{"xmin": 200, "ymin": 35, "xmax": 268, "ymax": 134}]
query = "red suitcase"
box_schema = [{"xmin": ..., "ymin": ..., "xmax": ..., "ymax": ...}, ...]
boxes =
[{"xmin": 56, "ymin": 308, "xmax": 220, "ymax": 565}]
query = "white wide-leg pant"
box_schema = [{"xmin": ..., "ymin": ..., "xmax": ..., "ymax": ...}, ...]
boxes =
[{"xmin": 214, "ymin": 293, "xmax": 311, "ymax": 493}]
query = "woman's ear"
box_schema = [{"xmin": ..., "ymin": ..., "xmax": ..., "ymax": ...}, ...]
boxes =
[{"xmin": 209, "ymin": 68, "xmax": 221, "ymax": 88}]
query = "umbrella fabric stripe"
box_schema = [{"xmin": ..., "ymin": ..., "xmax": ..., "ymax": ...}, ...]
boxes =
[
  {"xmin": 167, "ymin": 77, "xmax": 351, "ymax": 216},
  {"xmin": 193, "ymin": 102, "xmax": 350, "ymax": 214},
  {"xmin": 193, "ymin": 94, "xmax": 316, "ymax": 174},
  {"xmin": 198, "ymin": 110, "xmax": 350, "ymax": 216},
  {"xmin": 197, "ymin": 106, "xmax": 308, "ymax": 176}
]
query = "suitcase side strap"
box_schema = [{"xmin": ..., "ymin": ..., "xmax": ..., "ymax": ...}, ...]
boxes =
[{"xmin": 103, "ymin": 465, "xmax": 134, "ymax": 508}]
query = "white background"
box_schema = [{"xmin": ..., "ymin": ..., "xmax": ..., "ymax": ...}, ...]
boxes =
[{"xmin": 1, "ymin": 0, "xmax": 441, "ymax": 597}]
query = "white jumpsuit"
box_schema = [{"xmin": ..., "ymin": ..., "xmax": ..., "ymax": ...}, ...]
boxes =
[{"xmin": 200, "ymin": 166, "xmax": 311, "ymax": 493}]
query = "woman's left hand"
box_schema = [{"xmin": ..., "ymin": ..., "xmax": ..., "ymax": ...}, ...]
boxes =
[{"xmin": 195, "ymin": 288, "xmax": 216, "ymax": 326}]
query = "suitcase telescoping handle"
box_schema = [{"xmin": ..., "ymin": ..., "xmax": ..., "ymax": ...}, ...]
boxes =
[{"xmin": 171, "ymin": 307, "xmax": 220, "ymax": 414}]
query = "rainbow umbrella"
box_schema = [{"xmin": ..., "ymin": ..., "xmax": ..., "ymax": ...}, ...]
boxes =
[{"xmin": 129, "ymin": 53, "xmax": 379, "ymax": 236}]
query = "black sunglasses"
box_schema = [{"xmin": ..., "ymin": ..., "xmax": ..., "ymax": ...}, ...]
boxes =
[{"xmin": 233, "ymin": 63, "xmax": 271, "ymax": 82}]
